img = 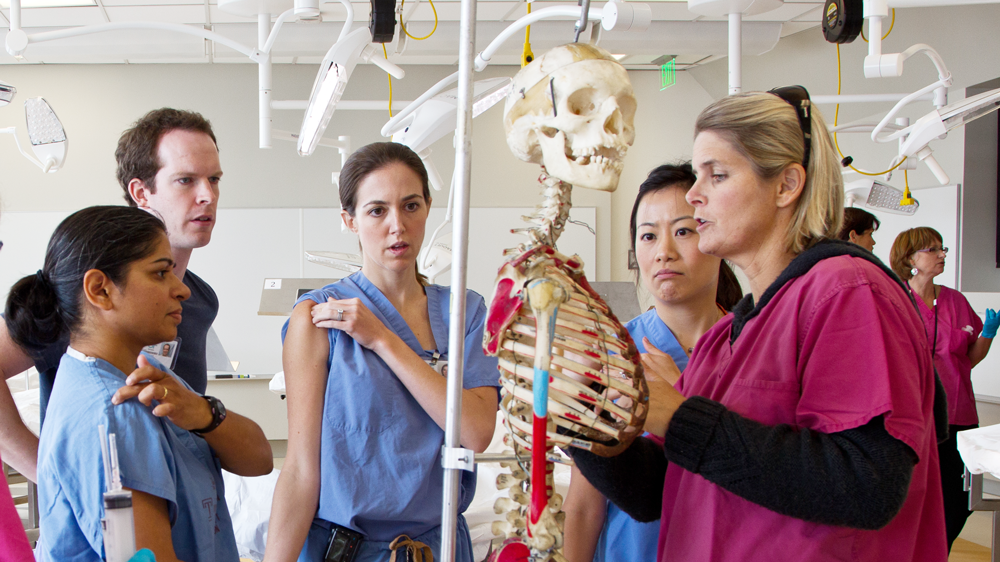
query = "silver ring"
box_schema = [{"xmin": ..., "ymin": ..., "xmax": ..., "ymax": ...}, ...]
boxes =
[{"xmin": 336, "ymin": 309, "xmax": 344, "ymax": 322}]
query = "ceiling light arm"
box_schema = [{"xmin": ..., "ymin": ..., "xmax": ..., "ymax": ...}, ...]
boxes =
[
  {"xmin": 381, "ymin": 4, "xmax": 610, "ymax": 138},
  {"xmin": 261, "ymin": 8, "xmax": 297, "ymax": 54},
  {"xmin": 8, "ymin": 22, "xmax": 265, "ymax": 61},
  {"xmin": 0, "ymin": 126, "xmax": 51, "ymax": 172},
  {"xmin": 474, "ymin": 5, "xmax": 604, "ymax": 71},
  {"xmin": 334, "ymin": 0, "xmax": 355, "ymax": 44},
  {"xmin": 870, "ymin": 76, "xmax": 950, "ymax": 143}
]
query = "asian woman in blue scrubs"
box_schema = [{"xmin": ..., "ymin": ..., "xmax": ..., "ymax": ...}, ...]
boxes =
[
  {"xmin": 562, "ymin": 164, "xmax": 742, "ymax": 562},
  {"xmin": 265, "ymin": 142, "xmax": 500, "ymax": 562},
  {"xmin": 4, "ymin": 206, "xmax": 272, "ymax": 562}
]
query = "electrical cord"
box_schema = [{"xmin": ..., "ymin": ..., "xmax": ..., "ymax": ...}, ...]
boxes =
[
  {"xmin": 522, "ymin": 2, "xmax": 534, "ymax": 67},
  {"xmin": 860, "ymin": 8, "xmax": 895, "ymax": 42},
  {"xmin": 833, "ymin": 43, "xmax": 907, "ymax": 177},
  {"xmin": 383, "ymin": 43, "xmax": 394, "ymax": 118},
  {"xmin": 399, "ymin": 0, "xmax": 438, "ymax": 40}
]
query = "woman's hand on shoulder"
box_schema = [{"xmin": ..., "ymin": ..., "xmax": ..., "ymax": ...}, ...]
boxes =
[
  {"xmin": 311, "ymin": 297, "xmax": 393, "ymax": 351},
  {"xmin": 111, "ymin": 355, "xmax": 213, "ymax": 432}
]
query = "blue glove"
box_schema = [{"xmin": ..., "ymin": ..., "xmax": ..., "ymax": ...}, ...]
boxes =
[
  {"xmin": 129, "ymin": 549, "xmax": 156, "ymax": 562},
  {"xmin": 983, "ymin": 308, "xmax": 999, "ymax": 338}
]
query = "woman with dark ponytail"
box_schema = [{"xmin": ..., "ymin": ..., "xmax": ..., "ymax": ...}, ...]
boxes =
[
  {"xmin": 8, "ymin": 206, "xmax": 272, "ymax": 562},
  {"xmin": 563, "ymin": 162, "xmax": 742, "ymax": 562}
]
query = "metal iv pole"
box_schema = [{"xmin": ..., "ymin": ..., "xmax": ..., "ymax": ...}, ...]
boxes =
[{"xmin": 439, "ymin": 0, "xmax": 478, "ymax": 557}]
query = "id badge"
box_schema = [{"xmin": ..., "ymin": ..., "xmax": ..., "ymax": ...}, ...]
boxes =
[
  {"xmin": 425, "ymin": 352, "xmax": 448, "ymax": 378},
  {"xmin": 143, "ymin": 338, "xmax": 181, "ymax": 370}
]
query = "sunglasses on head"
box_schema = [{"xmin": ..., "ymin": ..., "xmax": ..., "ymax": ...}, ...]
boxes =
[{"xmin": 768, "ymin": 85, "xmax": 812, "ymax": 169}]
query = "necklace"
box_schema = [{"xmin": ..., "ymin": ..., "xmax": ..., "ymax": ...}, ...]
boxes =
[{"xmin": 678, "ymin": 304, "xmax": 728, "ymax": 355}]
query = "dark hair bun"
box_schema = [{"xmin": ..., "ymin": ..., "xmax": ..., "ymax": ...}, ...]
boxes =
[{"xmin": 5, "ymin": 273, "xmax": 67, "ymax": 358}]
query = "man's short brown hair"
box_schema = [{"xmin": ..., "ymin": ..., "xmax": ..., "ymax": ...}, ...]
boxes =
[{"xmin": 116, "ymin": 108, "xmax": 217, "ymax": 207}]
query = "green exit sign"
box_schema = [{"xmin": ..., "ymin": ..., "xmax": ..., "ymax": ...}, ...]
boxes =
[{"xmin": 660, "ymin": 59, "xmax": 676, "ymax": 90}]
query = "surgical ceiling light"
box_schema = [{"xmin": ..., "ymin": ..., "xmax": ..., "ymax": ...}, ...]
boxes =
[
  {"xmin": 886, "ymin": 88, "xmax": 1000, "ymax": 186},
  {"xmin": 298, "ymin": 27, "xmax": 405, "ymax": 156},
  {"xmin": 845, "ymin": 179, "xmax": 918, "ymax": 216},
  {"xmin": 388, "ymin": 77, "xmax": 511, "ymax": 191},
  {"xmin": 0, "ymin": 96, "xmax": 68, "ymax": 173},
  {"xmin": 24, "ymin": 98, "xmax": 67, "ymax": 172}
]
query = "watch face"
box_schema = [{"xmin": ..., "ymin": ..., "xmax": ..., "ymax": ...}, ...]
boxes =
[{"xmin": 215, "ymin": 398, "xmax": 226, "ymax": 417}]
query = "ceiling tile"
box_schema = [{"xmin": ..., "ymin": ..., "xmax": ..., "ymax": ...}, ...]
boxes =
[
  {"xmin": 101, "ymin": 0, "xmax": 202, "ymax": 6},
  {"xmin": 106, "ymin": 4, "xmax": 207, "ymax": 23},
  {"xmin": 780, "ymin": 20, "xmax": 818, "ymax": 36},
  {"xmin": 209, "ymin": 4, "xmax": 257, "ymax": 21},
  {"xmin": 744, "ymin": 2, "xmax": 820, "ymax": 20},
  {"xmin": 14, "ymin": 6, "xmax": 106, "ymax": 26},
  {"xmin": 792, "ymin": 5, "xmax": 823, "ymax": 21}
]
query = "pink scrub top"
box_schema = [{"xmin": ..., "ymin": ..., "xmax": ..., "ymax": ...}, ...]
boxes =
[
  {"xmin": 0, "ymin": 454, "xmax": 34, "ymax": 562},
  {"xmin": 910, "ymin": 285, "xmax": 982, "ymax": 426},
  {"xmin": 659, "ymin": 256, "xmax": 946, "ymax": 562}
]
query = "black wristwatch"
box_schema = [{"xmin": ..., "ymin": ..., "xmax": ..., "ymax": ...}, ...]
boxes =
[{"xmin": 192, "ymin": 395, "xmax": 227, "ymax": 435}]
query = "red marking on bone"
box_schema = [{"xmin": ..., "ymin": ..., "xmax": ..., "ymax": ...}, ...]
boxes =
[
  {"xmin": 490, "ymin": 540, "xmax": 531, "ymax": 562},
  {"xmin": 530, "ymin": 414, "xmax": 550, "ymax": 525},
  {"xmin": 584, "ymin": 350, "xmax": 601, "ymax": 359},
  {"xmin": 484, "ymin": 276, "xmax": 523, "ymax": 355},
  {"xmin": 565, "ymin": 413, "xmax": 581, "ymax": 421},
  {"xmin": 582, "ymin": 329, "xmax": 599, "ymax": 337},
  {"xmin": 578, "ymin": 393, "xmax": 596, "ymax": 402},
  {"xmin": 567, "ymin": 260, "xmax": 579, "ymax": 268}
]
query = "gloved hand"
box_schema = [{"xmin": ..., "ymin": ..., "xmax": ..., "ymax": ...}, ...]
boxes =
[
  {"xmin": 129, "ymin": 549, "xmax": 156, "ymax": 562},
  {"xmin": 983, "ymin": 308, "xmax": 999, "ymax": 338}
]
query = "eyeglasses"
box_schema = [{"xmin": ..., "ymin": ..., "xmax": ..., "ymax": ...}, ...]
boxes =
[
  {"xmin": 915, "ymin": 246, "xmax": 949, "ymax": 255},
  {"xmin": 768, "ymin": 85, "xmax": 812, "ymax": 169}
]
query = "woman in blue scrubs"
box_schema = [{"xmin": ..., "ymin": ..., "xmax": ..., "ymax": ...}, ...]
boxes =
[
  {"xmin": 265, "ymin": 143, "xmax": 500, "ymax": 562},
  {"xmin": 4, "ymin": 206, "xmax": 273, "ymax": 562},
  {"xmin": 562, "ymin": 163, "xmax": 742, "ymax": 562}
]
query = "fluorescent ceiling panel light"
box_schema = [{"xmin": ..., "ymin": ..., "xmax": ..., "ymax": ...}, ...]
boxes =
[
  {"xmin": 24, "ymin": 97, "xmax": 67, "ymax": 173},
  {"xmin": 0, "ymin": 0, "xmax": 95, "ymax": 7}
]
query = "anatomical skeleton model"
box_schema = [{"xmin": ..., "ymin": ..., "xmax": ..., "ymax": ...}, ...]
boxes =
[{"xmin": 483, "ymin": 44, "xmax": 647, "ymax": 562}]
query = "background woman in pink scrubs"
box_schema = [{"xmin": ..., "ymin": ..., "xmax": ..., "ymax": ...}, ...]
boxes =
[
  {"xmin": 890, "ymin": 226, "xmax": 998, "ymax": 552},
  {"xmin": 569, "ymin": 87, "xmax": 948, "ymax": 562}
]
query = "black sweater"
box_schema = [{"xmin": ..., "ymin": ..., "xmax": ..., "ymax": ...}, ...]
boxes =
[{"xmin": 570, "ymin": 239, "xmax": 947, "ymax": 529}]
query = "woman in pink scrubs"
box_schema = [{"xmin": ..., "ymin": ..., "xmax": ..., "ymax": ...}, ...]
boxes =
[
  {"xmin": 890, "ymin": 226, "xmax": 998, "ymax": 551},
  {"xmin": 570, "ymin": 87, "xmax": 948, "ymax": 562}
]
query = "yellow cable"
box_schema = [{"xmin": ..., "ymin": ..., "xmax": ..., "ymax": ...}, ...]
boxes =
[
  {"xmin": 383, "ymin": 44, "xmax": 393, "ymax": 118},
  {"xmin": 861, "ymin": 8, "xmax": 895, "ymax": 42},
  {"xmin": 833, "ymin": 43, "xmax": 907, "ymax": 177},
  {"xmin": 522, "ymin": 2, "xmax": 534, "ymax": 67},
  {"xmin": 399, "ymin": 0, "xmax": 438, "ymax": 41},
  {"xmin": 901, "ymin": 169, "xmax": 916, "ymax": 205}
]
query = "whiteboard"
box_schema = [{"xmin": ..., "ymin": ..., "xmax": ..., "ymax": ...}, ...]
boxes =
[{"xmin": 0, "ymin": 207, "xmax": 596, "ymax": 376}]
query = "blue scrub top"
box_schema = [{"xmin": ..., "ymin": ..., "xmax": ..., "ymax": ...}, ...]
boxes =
[
  {"xmin": 593, "ymin": 309, "xmax": 688, "ymax": 562},
  {"xmin": 36, "ymin": 349, "xmax": 239, "ymax": 562},
  {"xmin": 282, "ymin": 272, "xmax": 500, "ymax": 545}
]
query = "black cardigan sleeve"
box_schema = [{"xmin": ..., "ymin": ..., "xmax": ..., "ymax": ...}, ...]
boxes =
[{"xmin": 570, "ymin": 398, "xmax": 917, "ymax": 529}]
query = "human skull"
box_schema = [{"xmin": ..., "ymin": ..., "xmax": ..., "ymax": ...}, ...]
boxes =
[{"xmin": 504, "ymin": 44, "xmax": 637, "ymax": 192}]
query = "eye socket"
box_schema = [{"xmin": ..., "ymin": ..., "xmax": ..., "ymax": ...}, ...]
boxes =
[
  {"xmin": 368, "ymin": 207, "xmax": 385, "ymax": 217},
  {"xmin": 639, "ymin": 232, "xmax": 655, "ymax": 242},
  {"xmin": 566, "ymin": 88, "xmax": 598, "ymax": 116},
  {"xmin": 405, "ymin": 201, "xmax": 421, "ymax": 211},
  {"xmin": 675, "ymin": 228, "xmax": 693, "ymax": 237}
]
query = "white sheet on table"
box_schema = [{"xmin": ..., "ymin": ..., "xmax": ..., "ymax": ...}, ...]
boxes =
[{"xmin": 958, "ymin": 425, "xmax": 1000, "ymax": 478}]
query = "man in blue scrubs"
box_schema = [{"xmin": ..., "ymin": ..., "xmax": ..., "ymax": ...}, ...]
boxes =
[{"xmin": 0, "ymin": 108, "xmax": 223, "ymax": 483}]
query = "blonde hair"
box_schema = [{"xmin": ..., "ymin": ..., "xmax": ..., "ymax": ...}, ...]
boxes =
[
  {"xmin": 694, "ymin": 92, "xmax": 844, "ymax": 255},
  {"xmin": 890, "ymin": 227, "xmax": 943, "ymax": 281}
]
